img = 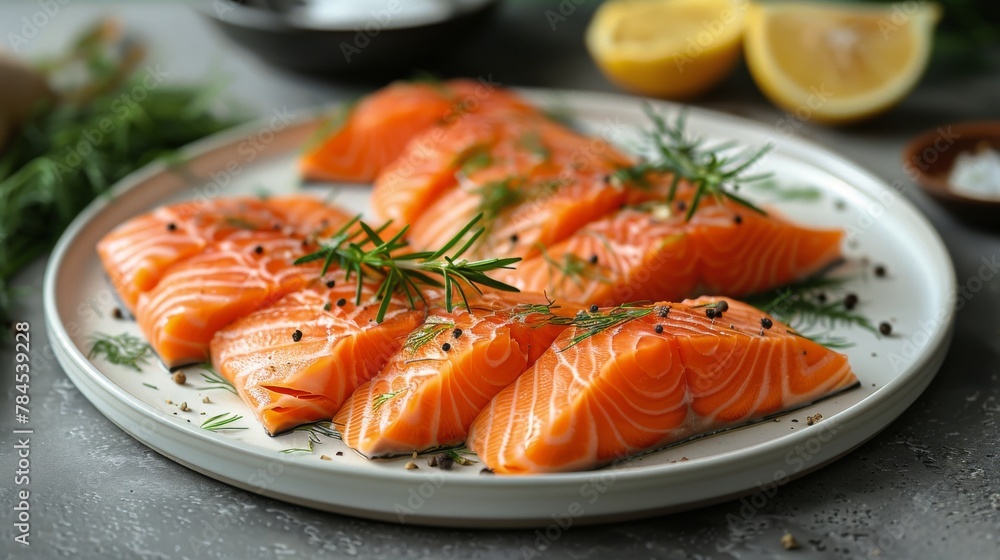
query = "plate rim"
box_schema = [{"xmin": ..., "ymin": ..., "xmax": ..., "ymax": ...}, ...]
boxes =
[{"xmin": 43, "ymin": 88, "xmax": 957, "ymax": 522}]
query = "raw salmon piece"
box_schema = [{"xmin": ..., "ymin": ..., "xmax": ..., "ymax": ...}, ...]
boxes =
[
  {"xmin": 300, "ymin": 79, "xmax": 534, "ymax": 183},
  {"xmin": 401, "ymin": 117, "xmax": 634, "ymax": 258},
  {"xmin": 468, "ymin": 297, "xmax": 858, "ymax": 474},
  {"xmin": 497, "ymin": 199, "xmax": 843, "ymax": 307},
  {"xmin": 134, "ymin": 226, "xmax": 349, "ymax": 369},
  {"xmin": 335, "ymin": 293, "xmax": 581, "ymax": 458},
  {"xmin": 210, "ymin": 272, "xmax": 425, "ymax": 435},
  {"xmin": 97, "ymin": 196, "xmax": 346, "ymax": 312}
]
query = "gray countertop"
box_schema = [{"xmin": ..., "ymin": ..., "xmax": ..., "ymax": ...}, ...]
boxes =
[{"xmin": 2, "ymin": 2, "xmax": 999, "ymax": 559}]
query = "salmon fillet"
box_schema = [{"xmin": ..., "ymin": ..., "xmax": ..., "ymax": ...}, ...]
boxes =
[{"xmin": 468, "ymin": 297, "xmax": 858, "ymax": 473}]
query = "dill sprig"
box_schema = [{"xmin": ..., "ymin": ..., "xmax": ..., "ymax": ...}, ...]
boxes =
[
  {"xmin": 372, "ymin": 389, "xmax": 407, "ymax": 412},
  {"xmin": 744, "ymin": 275, "xmax": 878, "ymax": 344},
  {"xmin": 556, "ymin": 305, "xmax": 653, "ymax": 351},
  {"xmin": 614, "ymin": 106, "xmax": 772, "ymax": 221},
  {"xmin": 280, "ymin": 421, "xmax": 341, "ymax": 453},
  {"xmin": 538, "ymin": 245, "xmax": 613, "ymax": 289},
  {"xmin": 200, "ymin": 412, "xmax": 247, "ymax": 432},
  {"xmin": 294, "ymin": 214, "xmax": 521, "ymax": 323},
  {"xmin": 517, "ymin": 131, "xmax": 551, "ymax": 161},
  {"xmin": 453, "ymin": 143, "xmax": 493, "ymax": 176},
  {"xmin": 88, "ymin": 332, "xmax": 153, "ymax": 372},
  {"xmin": 403, "ymin": 319, "xmax": 454, "ymax": 353},
  {"xmin": 195, "ymin": 365, "xmax": 238, "ymax": 395}
]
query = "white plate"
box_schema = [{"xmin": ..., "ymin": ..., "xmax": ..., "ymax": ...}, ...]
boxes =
[{"xmin": 44, "ymin": 90, "xmax": 955, "ymax": 527}]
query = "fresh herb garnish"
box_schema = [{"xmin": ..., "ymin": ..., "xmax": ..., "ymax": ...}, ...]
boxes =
[
  {"xmin": 294, "ymin": 214, "xmax": 521, "ymax": 323},
  {"xmin": 556, "ymin": 305, "xmax": 653, "ymax": 351},
  {"xmin": 403, "ymin": 319, "xmax": 455, "ymax": 353},
  {"xmin": 225, "ymin": 216, "xmax": 260, "ymax": 230},
  {"xmin": 454, "ymin": 143, "xmax": 493, "ymax": 176},
  {"xmin": 517, "ymin": 131, "xmax": 551, "ymax": 161},
  {"xmin": 744, "ymin": 274, "xmax": 878, "ymax": 346},
  {"xmin": 88, "ymin": 332, "xmax": 153, "ymax": 372},
  {"xmin": 200, "ymin": 412, "xmax": 247, "ymax": 432},
  {"xmin": 280, "ymin": 421, "xmax": 341, "ymax": 453},
  {"xmin": 538, "ymin": 244, "xmax": 613, "ymax": 289},
  {"xmin": 195, "ymin": 365, "xmax": 238, "ymax": 395},
  {"xmin": 372, "ymin": 388, "xmax": 407, "ymax": 412},
  {"xmin": 614, "ymin": 106, "xmax": 772, "ymax": 221}
]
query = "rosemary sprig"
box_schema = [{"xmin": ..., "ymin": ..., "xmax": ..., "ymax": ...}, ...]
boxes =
[
  {"xmin": 403, "ymin": 319, "xmax": 455, "ymax": 353},
  {"xmin": 88, "ymin": 332, "xmax": 153, "ymax": 372},
  {"xmin": 294, "ymin": 214, "xmax": 521, "ymax": 322},
  {"xmin": 556, "ymin": 305, "xmax": 653, "ymax": 351},
  {"xmin": 615, "ymin": 106, "xmax": 772, "ymax": 221},
  {"xmin": 200, "ymin": 412, "xmax": 247, "ymax": 432},
  {"xmin": 372, "ymin": 389, "xmax": 407, "ymax": 412}
]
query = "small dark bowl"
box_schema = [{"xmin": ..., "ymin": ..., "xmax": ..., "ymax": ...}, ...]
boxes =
[
  {"xmin": 902, "ymin": 121, "xmax": 1000, "ymax": 229},
  {"xmin": 195, "ymin": 0, "xmax": 501, "ymax": 78}
]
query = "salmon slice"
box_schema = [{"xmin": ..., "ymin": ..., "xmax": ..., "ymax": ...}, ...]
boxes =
[
  {"xmin": 300, "ymin": 79, "xmax": 534, "ymax": 184},
  {"xmin": 399, "ymin": 116, "xmax": 634, "ymax": 259},
  {"xmin": 468, "ymin": 297, "xmax": 858, "ymax": 474},
  {"xmin": 335, "ymin": 293, "xmax": 582, "ymax": 458},
  {"xmin": 495, "ymin": 198, "xmax": 843, "ymax": 307},
  {"xmin": 210, "ymin": 272, "xmax": 425, "ymax": 435},
  {"xmin": 97, "ymin": 196, "xmax": 345, "ymax": 312},
  {"xmin": 134, "ymin": 214, "xmax": 351, "ymax": 368}
]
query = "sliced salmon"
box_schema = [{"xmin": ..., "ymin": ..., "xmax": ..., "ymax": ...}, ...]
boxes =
[
  {"xmin": 495, "ymin": 197, "xmax": 843, "ymax": 307},
  {"xmin": 468, "ymin": 297, "xmax": 858, "ymax": 474},
  {"xmin": 210, "ymin": 272, "xmax": 425, "ymax": 435},
  {"xmin": 394, "ymin": 115, "xmax": 634, "ymax": 258},
  {"xmin": 96, "ymin": 196, "xmax": 345, "ymax": 312},
  {"xmin": 335, "ymin": 293, "xmax": 581, "ymax": 458},
  {"xmin": 134, "ymin": 210, "xmax": 352, "ymax": 368},
  {"xmin": 300, "ymin": 79, "xmax": 534, "ymax": 184}
]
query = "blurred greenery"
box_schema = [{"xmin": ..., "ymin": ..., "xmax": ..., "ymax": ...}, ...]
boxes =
[{"xmin": 847, "ymin": 0, "xmax": 1000, "ymax": 71}]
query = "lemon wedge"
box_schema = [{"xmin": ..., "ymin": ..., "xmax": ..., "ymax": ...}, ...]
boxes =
[
  {"xmin": 744, "ymin": 1, "xmax": 940, "ymax": 124},
  {"xmin": 586, "ymin": 0, "xmax": 746, "ymax": 99}
]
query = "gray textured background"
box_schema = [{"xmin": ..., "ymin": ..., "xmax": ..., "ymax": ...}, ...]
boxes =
[{"xmin": 1, "ymin": 2, "xmax": 999, "ymax": 559}]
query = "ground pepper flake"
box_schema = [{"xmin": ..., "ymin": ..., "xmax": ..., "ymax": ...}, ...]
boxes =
[
  {"xmin": 590, "ymin": 304, "xmax": 599, "ymax": 313},
  {"xmin": 442, "ymin": 342, "xmax": 452, "ymax": 352},
  {"xmin": 326, "ymin": 280, "xmax": 336, "ymax": 288},
  {"xmin": 760, "ymin": 317, "xmax": 773, "ymax": 329},
  {"xmin": 166, "ymin": 223, "xmax": 177, "ymax": 232},
  {"xmin": 874, "ymin": 264, "xmax": 887, "ymax": 277},
  {"xmin": 844, "ymin": 293, "xmax": 859, "ymax": 310},
  {"xmin": 337, "ymin": 298, "xmax": 347, "ymax": 307},
  {"xmin": 452, "ymin": 328, "xmax": 463, "ymax": 339},
  {"xmin": 292, "ymin": 329, "xmax": 303, "ymax": 342},
  {"xmin": 879, "ymin": 322, "xmax": 892, "ymax": 335},
  {"xmin": 254, "ymin": 245, "xmax": 264, "ymax": 255},
  {"xmin": 654, "ymin": 324, "xmax": 663, "ymax": 334}
]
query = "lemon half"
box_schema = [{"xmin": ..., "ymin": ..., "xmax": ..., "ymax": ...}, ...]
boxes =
[
  {"xmin": 586, "ymin": 0, "xmax": 747, "ymax": 99},
  {"xmin": 744, "ymin": 1, "xmax": 940, "ymax": 124}
]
